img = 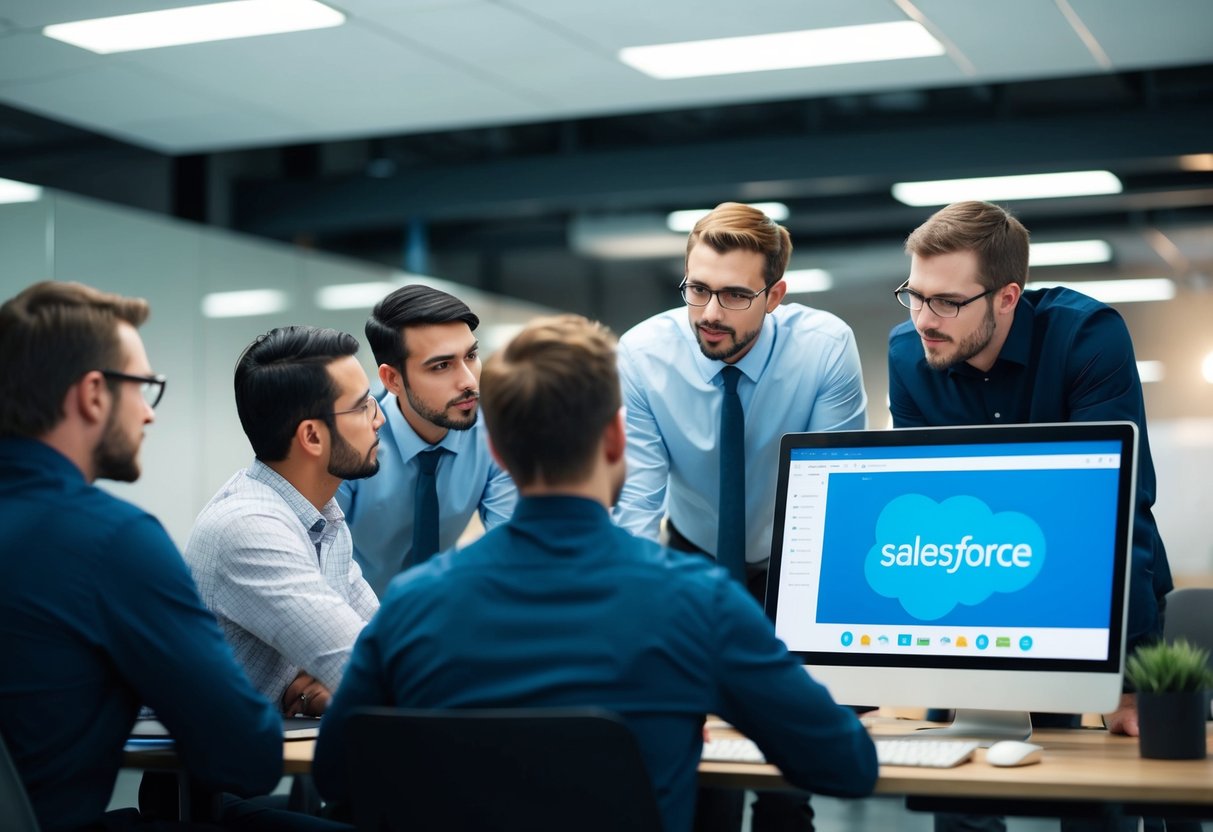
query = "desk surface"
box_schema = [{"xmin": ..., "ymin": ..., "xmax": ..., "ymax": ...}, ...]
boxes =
[{"xmin": 124, "ymin": 718, "xmax": 1213, "ymax": 808}]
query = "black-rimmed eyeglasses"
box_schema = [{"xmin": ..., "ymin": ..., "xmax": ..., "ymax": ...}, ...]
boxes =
[
  {"xmin": 893, "ymin": 280, "xmax": 995, "ymax": 318},
  {"xmin": 101, "ymin": 370, "xmax": 167, "ymax": 409},
  {"xmin": 332, "ymin": 396, "xmax": 380, "ymax": 421},
  {"xmin": 679, "ymin": 280, "xmax": 769, "ymax": 311}
]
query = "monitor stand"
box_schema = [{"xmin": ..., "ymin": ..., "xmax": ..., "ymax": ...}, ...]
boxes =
[{"xmin": 915, "ymin": 709, "xmax": 1032, "ymax": 746}]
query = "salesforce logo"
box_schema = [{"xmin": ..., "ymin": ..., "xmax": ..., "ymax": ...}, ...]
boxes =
[{"xmin": 863, "ymin": 494, "xmax": 1046, "ymax": 620}]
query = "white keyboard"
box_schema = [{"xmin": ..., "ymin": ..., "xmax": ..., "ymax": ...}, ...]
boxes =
[
  {"xmin": 875, "ymin": 738, "xmax": 978, "ymax": 768},
  {"xmin": 701, "ymin": 738, "xmax": 766, "ymax": 763}
]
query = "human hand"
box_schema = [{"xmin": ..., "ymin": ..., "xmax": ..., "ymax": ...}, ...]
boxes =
[{"xmin": 1103, "ymin": 692, "xmax": 1139, "ymax": 736}]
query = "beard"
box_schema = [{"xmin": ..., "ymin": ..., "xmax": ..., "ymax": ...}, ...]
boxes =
[
  {"xmin": 328, "ymin": 430, "xmax": 379, "ymax": 481},
  {"xmin": 691, "ymin": 320, "xmax": 761, "ymax": 362},
  {"xmin": 403, "ymin": 383, "xmax": 478, "ymax": 432},
  {"xmin": 920, "ymin": 305, "xmax": 996, "ymax": 370},
  {"xmin": 93, "ymin": 409, "xmax": 141, "ymax": 483}
]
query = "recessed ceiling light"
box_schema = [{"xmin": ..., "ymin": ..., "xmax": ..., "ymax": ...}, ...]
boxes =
[
  {"xmin": 667, "ymin": 203, "xmax": 788, "ymax": 233},
  {"xmin": 43, "ymin": 0, "xmax": 344, "ymax": 54},
  {"xmin": 783, "ymin": 269, "xmax": 833, "ymax": 294},
  {"xmin": 892, "ymin": 171, "xmax": 1123, "ymax": 207},
  {"xmin": 0, "ymin": 177, "xmax": 43, "ymax": 204},
  {"xmin": 1029, "ymin": 240, "xmax": 1112, "ymax": 267},
  {"xmin": 1023, "ymin": 278, "xmax": 1176, "ymax": 304},
  {"xmin": 315, "ymin": 281, "xmax": 398, "ymax": 311},
  {"xmin": 619, "ymin": 21, "xmax": 943, "ymax": 80},
  {"xmin": 1135, "ymin": 360, "xmax": 1165, "ymax": 384},
  {"xmin": 201, "ymin": 289, "xmax": 289, "ymax": 318}
]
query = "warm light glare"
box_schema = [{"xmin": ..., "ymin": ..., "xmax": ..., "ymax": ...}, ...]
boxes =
[
  {"xmin": 43, "ymin": 0, "xmax": 344, "ymax": 54},
  {"xmin": 1179, "ymin": 154, "xmax": 1213, "ymax": 172},
  {"xmin": 315, "ymin": 281, "xmax": 398, "ymax": 311},
  {"xmin": 1024, "ymin": 278, "xmax": 1176, "ymax": 304},
  {"xmin": 1203, "ymin": 352, "xmax": 1213, "ymax": 385},
  {"xmin": 619, "ymin": 21, "xmax": 943, "ymax": 79},
  {"xmin": 201, "ymin": 289, "xmax": 289, "ymax": 318},
  {"xmin": 667, "ymin": 202, "xmax": 788, "ymax": 233},
  {"xmin": 1029, "ymin": 240, "xmax": 1112, "ymax": 267},
  {"xmin": 0, "ymin": 177, "xmax": 43, "ymax": 204},
  {"xmin": 892, "ymin": 171, "xmax": 1123, "ymax": 206},
  {"xmin": 782, "ymin": 269, "xmax": 833, "ymax": 294},
  {"xmin": 1136, "ymin": 361, "xmax": 1165, "ymax": 384}
]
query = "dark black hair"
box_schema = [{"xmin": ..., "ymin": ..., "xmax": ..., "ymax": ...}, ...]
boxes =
[
  {"xmin": 234, "ymin": 326, "xmax": 361, "ymax": 462},
  {"xmin": 365, "ymin": 284, "xmax": 479, "ymax": 371}
]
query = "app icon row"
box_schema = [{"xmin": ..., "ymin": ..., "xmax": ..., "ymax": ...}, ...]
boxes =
[{"xmin": 840, "ymin": 631, "xmax": 1033, "ymax": 651}]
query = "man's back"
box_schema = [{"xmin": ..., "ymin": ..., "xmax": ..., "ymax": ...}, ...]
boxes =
[
  {"xmin": 314, "ymin": 495, "xmax": 876, "ymax": 832},
  {"xmin": 0, "ymin": 438, "xmax": 282, "ymax": 832}
]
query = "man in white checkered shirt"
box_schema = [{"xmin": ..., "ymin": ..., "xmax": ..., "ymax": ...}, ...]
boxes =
[{"xmin": 186, "ymin": 326, "xmax": 384, "ymax": 716}]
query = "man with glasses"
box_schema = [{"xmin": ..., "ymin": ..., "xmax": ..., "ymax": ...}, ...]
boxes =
[
  {"xmin": 0, "ymin": 281, "xmax": 283, "ymax": 830},
  {"xmin": 185, "ymin": 326, "xmax": 383, "ymax": 717},
  {"xmin": 615, "ymin": 202, "xmax": 867, "ymax": 832},
  {"xmin": 888, "ymin": 201, "xmax": 1173, "ymax": 832},
  {"xmin": 337, "ymin": 284, "xmax": 516, "ymax": 597}
]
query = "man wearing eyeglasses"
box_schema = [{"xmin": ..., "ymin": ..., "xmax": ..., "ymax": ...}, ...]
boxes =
[
  {"xmin": 0, "ymin": 281, "xmax": 283, "ymax": 831},
  {"xmin": 888, "ymin": 201, "xmax": 1173, "ymax": 832},
  {"xmin": 615, "ymin": 202, "xmax": 867, "ymax": 832},
  {"xmin": 185, "ymin": 326, "xmax": 384, "ymax": 718}
]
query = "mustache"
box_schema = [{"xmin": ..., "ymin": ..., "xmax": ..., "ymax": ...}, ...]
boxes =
[
  {"xmin": 698, "ymin": 323, "xmax": 735, "ymax": 336},
  {"xmin": 919, "ymin": 329, "xmax": 952, "ymax": 342},
  {"xmin": 447, "ymin": 391, "xmax": 480, "ymax": 408}
]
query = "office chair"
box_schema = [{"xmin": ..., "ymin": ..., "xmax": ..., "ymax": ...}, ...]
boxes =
[
  {"xmin": 344, "ymin": 706, "xmax": 663, "ymax": 832},
  {"xmin": 0, "ymin": 732, "xmax": 40, "ymax": 832},
  {"xmin": 1163, "ymin": 586, "xmax": 1213, "ymax": 717}
]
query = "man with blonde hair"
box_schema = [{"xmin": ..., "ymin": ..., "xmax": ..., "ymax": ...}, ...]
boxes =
[{"xmin": 313, "ymin": 315, "xmax": 877, "ymax": 832}]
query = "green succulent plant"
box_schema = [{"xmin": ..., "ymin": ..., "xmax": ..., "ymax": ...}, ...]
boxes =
[{"xmin": 1126, "ymin": 639, "xmax": 1213, "ymax": 694}]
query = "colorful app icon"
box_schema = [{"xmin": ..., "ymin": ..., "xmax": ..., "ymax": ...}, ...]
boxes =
[
  {"xmin": 1019, "ymin": 636, "xmax": 1033, "ymax": 651},
  {"xmin": 956, "ymin": 636, "xmax": 968, "ymax": 647},
  {"xmin": 996, "ymin": 636, "xmax": 1012, "ymax": 648},
  {"xmin": 975, "ymin": 634, "xmax": 989, "ymax": 650},
  {"xmin": 940, "ymin": 636, "xmax": 952, "ymax": 645},
  {"xmin": 841, "ymin": 631, "xmax": 854, "ymax": 647},
  {"xmin": 916, "ymin": 637, "xmax": 930, "ymax": 647},
  {"xmin": 860, "ymin": 634, "xmax": 871, "ymax": 646},
  {"xmin": 878, "ymin": 635, "xmax": 890, "ymax": 645},
  {"xmin": 897, "ymin": 634, "xmax": 912, "ymax": 647}
]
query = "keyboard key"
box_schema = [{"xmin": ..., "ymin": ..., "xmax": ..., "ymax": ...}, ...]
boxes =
[
  {"xmin": 701, "ymin": 738, "xmax": 766, "ymax": 763},
  {"xmin": 875, "ymin": 738, "xmax": 977, "ymax": 768}
]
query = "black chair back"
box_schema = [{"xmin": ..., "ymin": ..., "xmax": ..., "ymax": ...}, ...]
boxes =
[{"xmin": 345, "ymin": 706, "xmax": 663, "ymax": 832}]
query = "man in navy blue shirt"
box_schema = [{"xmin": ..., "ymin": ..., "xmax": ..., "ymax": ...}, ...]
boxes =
[
  {"xmin": 0, "ymin": 281, "xmax": 283, "ymax": 831},
  {"xmin": 314, "ymin": 314, "xmax": 877, "ymax": 832}
]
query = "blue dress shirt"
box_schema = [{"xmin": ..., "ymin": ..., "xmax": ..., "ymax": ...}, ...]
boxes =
[
  {"xmin": 313, "ymin": 496, "xmax": 877, "ymax": 832},
  {"xmin": 888, "ymin": 286, "xmax": 1173, "ymax": 650},
  {"xmin": 0, "ymin": 438, "xmax": 282, "ymax": 832},
  {"xmin": 338, "ymin": 390, "xmax": 517, "ymax": 596},
  {"xmin": 615, "ymin": 303, "xmax": 868, "ymax": 564}
]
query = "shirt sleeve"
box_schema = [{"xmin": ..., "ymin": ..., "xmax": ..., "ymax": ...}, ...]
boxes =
[
  {"xmin": 205, "ymin": 510, "xmax": 371, "ymax": 694},
  {"xmin": 612, "ymin": 341, "xmax": 670, "ymax": 542},
  {"xmin": 805, "ymin": 325, "xmax": 868, "ymax": 432},
  {"xmin": 888, "ymin": 327, "xmax": 928, "ymax": 428},
  {"xmin": 312, "ymin": 612, "xmax": 394, "ymax": 803},
  {"xmin": 344, "ymin": 553, "xmax": 381, "ymax": 622},
  {"xmin": 100, "ymin": 515, "xmax": 282, "ymax": 797},
  {"xmin": 712, "ymin": 578, "xmax": 878, "ymax": 798},
  {"xmin": 479, "ymin": 458, "xmax": 518, "ymax": 531}
]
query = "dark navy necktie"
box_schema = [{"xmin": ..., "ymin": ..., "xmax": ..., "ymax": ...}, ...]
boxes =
[
  {"xmin": 716, "ymin": 366, "xmax": 746, "ymax": 584},
  {"xmin": 412, "ymin": 449, "xmax": 443, "ymax": 566}
]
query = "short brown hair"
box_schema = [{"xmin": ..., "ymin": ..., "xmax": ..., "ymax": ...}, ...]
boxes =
[
  {"xmin": 686, "ymin": 202, "xmax": 792, "ymax": 287},
  {"xmin": 480, "ymin": 315, "xmax": 619, "ymax": 488},
  {"xmin": 905, "ymin": 201, "xmax": 1030, "ymax": 291},
  {"xmin": 0, "ymin": 281, "xmax": 149, "ymax": 438}
]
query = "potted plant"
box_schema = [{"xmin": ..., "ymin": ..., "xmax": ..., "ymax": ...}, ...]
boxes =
[{"xmin": 1126, "ymin": 638, "xmax": 1213, "ymax": 760}]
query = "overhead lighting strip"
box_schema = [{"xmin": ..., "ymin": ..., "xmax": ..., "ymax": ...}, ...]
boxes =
[{"xmin": 892, "ymin": 171, "xmax": 1123, "ymax": 206}]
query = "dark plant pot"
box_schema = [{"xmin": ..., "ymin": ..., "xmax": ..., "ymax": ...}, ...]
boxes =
[{"xmin": 1137, "ymin": 690, "xmax": 1208, "ymax": 760}]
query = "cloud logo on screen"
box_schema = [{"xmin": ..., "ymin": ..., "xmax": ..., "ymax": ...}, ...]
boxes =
[{"xmin": 863, "ymin": 494, "xmax": 1046, "ymax": 620}]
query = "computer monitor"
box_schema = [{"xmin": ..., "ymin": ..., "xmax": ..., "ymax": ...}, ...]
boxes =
[{"xmin": 765, "ymin": 422, "xmax": 1137, "ymax": 742}]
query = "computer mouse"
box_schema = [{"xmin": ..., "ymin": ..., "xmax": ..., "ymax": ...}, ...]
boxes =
[{"xmin": 985, "ymin": 740, "xmax": 1044, "ymax": 767}]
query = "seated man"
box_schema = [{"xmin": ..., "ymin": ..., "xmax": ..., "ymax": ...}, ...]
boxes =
[
  {"xmin": 0, "ymin": 281, "xmax": 282, "ymax": 831},
  {"xmin": 186, "ymin": 326, "xmax": 383, "ymax": 716},
  {"xmin": 313, "ymin": 315, "xmax": 878, "ymax": 832}
]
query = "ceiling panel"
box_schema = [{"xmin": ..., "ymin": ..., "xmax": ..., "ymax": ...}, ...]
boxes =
[
  {"xmin": 1068, "ymin": 0, "xmax": 1213, "ymax": 69},
  {"xmin": 0, "ymin": 0, "xmax": 203, "ymax": 28},
  {"xmin": 0, "ymin": 30, "xmax": 99, "ymax": 83}
]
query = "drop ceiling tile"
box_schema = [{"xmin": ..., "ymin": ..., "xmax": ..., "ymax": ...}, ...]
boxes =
[
  {"xmin": 0, "ymin": 31, "xmax": 106, "ymax": 84},
  {"xmin": 111, "ymin": 107, "xmax": 312, "ymax": 152},
  {"xmin": 2, "ymin": 0, "xmax": 210, "ymax": 29},
  {"xmin": 1067, "ymin": 0, "xmax": 1213, "ymax": 69}
]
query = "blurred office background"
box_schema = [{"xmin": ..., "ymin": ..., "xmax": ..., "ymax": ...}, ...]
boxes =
[{"xmin": 1, "ymin": 0, "xmax": 1212, "ymax": 578}]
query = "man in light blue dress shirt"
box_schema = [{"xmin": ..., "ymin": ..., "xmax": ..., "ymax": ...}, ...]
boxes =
[
  {"xmin": 614, "ymin": 202, "xmax": 867, "ymax": 832},
  {"xmin": 338, "ymin": 284, "xmax": 517, "ymax": 597}
]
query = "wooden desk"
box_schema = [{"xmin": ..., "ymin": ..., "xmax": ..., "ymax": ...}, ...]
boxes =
[{"xmin": 124, "ymin": 718, "xmax": 1213, "ymax": 814}]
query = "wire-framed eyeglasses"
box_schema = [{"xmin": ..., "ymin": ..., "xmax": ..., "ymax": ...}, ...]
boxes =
[
  {"xmin": 893, "ymin": 280, "xmax": 994, "ymax": 318},
  {"xmin": 679, "ymin": 280, "xmax": 769, "ymax": 311}
]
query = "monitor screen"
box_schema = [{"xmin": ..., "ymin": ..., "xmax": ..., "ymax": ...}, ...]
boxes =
[{"xmin": 766, "ymin": 422, "xmax": 1136, "ymax": 738}]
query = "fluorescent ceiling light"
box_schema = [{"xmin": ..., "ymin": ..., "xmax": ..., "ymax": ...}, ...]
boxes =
[
  {"xmin": 667, "ymin": 203, "xmax": 788, "ymax": 233},
  {"xmin": 1024, "ymin": 278, "xmax": 1176, "ymax": 304},
  {"xmin": 619, "ymin": 21, "xmax": 943, "ymax": 80},
  {"xmin": 892, "ymin": 171, "xmax": 1122, "ymax": 206},
  {"xmin": 1136, "ymin": 361, "xmax": 1165, "ymax": 384},
  {"xmin": 0, "ymin": 177, "xmax": 43, "ymax": 204},
  {"xmin": 315, "ymin": 281, "xmax": 397, "ymax": 311},
  {"xmin": 43, "ymin": 0, "xmax": 344, "ymax": 54},
  {"xmin": 1029, "ymin": 240, "xmax": 1112, "ymax": 267},
  {"xmin": 783, "ymin": 269, "xmax": 833, "ymax": 294},
  {"xmin": 1203, "ymin": 352, "xmax": 1213, "ymax": 385},
  {"xmin": 201, "ymin": 289, "xmax": 289, "ymax": 318}
]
